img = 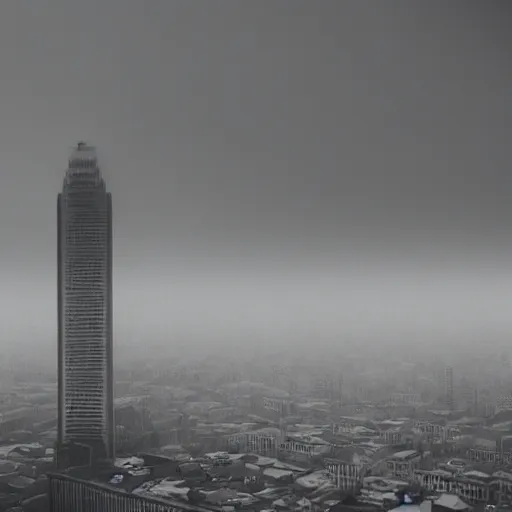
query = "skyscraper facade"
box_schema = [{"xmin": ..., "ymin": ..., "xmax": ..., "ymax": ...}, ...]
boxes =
[{"xmin": 57, "ymin": 143, "xmax": 114, "ymax": 467}]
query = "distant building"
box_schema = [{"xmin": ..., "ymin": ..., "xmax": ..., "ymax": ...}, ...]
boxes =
[
  {"xmin": 226, "ymin": 427, "xmax": 282, "ymax": 456},
  {"xmin": 57, "ymin": 143, "xmax": 114, "ymax": 468},
  {"xmin": 390, "ymin": 393, "xmax": 421, "ymax": 406},
  {"xmin": 278, "ymin": 433, "xmax": 331, "ymax": 462},
  {"xmin": 458, "ymin": 379, "xmax": 477, "ymax": 412},
  {"xmin": 262, "ymin": 396, "xmax": 292, "ymax": 416},
  {"xmin": 325, "ymin": 449, "xmax": 368, "ymax": 491},
  {"xmin": 467, "ymin": 447, "xmax": 512, "ymax": 465},
  {"xmin": 413, "ymin": 421, "xmax": 460, "ymax": 443},
  {"xmin": 413, "ymin": 470, "xmax": 499, "ymax": 504},
  {"xmin": 376, "ymin": 419, "xmax": 412, "ymax": 446},
  {"xmin": 445, "ymin": 367, "xmax": 454, "ymax": 411},
  {"xmin": 386, "ymin": 450, "xmax": 421, "ymax": 480},
  {"xmin": 496, "ymin": 396, "xmax": 512, "ymax": 413}
]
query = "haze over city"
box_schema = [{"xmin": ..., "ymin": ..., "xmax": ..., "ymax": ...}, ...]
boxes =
[
  {"xmin": 0, "ymin": 1, "xmax": 511, "ymax": 356},
  {"xmin": 1, "ymin": 2, "xmax": 512, "ymax": 512}
]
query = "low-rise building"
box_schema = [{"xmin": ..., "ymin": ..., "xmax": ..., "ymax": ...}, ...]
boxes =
[
  {"xmin": 390, "ymin": 393, "xmax": 421, "ymax": 406},
  {"xmin": 225, "ymin": 427, "xmax": 282, "ymax": 456},
  {"xmin": 414, "ymin": 467, "xmax": 498, "ymax": 504},
  {"xmin": 377, "ymin": 420, "xmax": 412, "ymax": 446},
  {"xmin": 386, "ymin": 450, "xmax": 421, "ymax": 480},
  {"xmin": 325, "ymin": 455, "xmax": 365, "ymax": 491},
  {"xmin": 279, "ymin": 433, "xmax": 331, "ymax": 462},
  {"xmin": 413, "ymin": 421, "xmax": 460, "ymax": 443}
]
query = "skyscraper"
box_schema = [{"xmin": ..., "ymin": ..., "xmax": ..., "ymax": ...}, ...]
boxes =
[{"xmin": 57, "ymin": 143, "xmax": 114, "ymax": 467}]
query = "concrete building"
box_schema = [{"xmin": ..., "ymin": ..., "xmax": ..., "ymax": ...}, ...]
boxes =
[
  {"xmin": 262, "ymin": 396, "xmax": 292, "ymax": 416},
  {"xmin": 496, "ymin": 396, "xmax": 512, "ymax": 413},
  {"xmin": 413, "ymin": 468, "xmax": 493, "ymax": 504},
  {"xmin": 414, "ymin": 470, "xmax": 492, "ymax": 504},
  {"xmin": 278, "ymin": 433, "xmax": 331, "ymax": 462},
  {"xmin": 57, "ymin": 143, "xmax": 114, "ymax": 468},
  {"xmin": 413, "ymin": 421, "xmax": 460, "ymax": 443},
  {"xmin": 46, "ymin": 452, "xmax": 315, "ymax": 512},
  {"xmin": 376, "ymin": 419, "xmax": 412, "ymax": 446},
  {"xmin": 226, "ymin": 427, "xmax": 282, "ymax": 456},
  {"xmin": 390, "ymin": 393, "xmax": 421, "ymax": 406},
  {"xmin": 325, "ymin": 451, "xmax": 367, "ymax": 491},
  {"xmin": 386, "ymin": 450, "xmax": 421, "ymax": 480},
  {"xmin": 48, "ymin": 473, "xmax": 214, "ymax": 512},
  {"xmin": 467, "ymin": 447, "xmax": 512, "ymax": 464}
]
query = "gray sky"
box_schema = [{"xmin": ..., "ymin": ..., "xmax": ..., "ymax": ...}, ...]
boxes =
[{"xmin": 0, "ymin": 1, "xmax": 511, "ymax": 352}]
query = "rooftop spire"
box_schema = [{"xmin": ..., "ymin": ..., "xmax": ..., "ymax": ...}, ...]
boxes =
[{"xmin": 66, "ymin": 142, "xmax": 99, "ymax": 175}]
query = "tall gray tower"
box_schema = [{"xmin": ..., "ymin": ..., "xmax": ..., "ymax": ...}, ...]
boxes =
[{"xmin": 57, "ymin": 143, "xmax": 114, "ymax": 467}]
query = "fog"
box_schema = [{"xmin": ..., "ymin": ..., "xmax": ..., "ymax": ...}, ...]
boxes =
[{"xmin": 0, "ymin": 1, "xmax": 510, "ymax": 358}]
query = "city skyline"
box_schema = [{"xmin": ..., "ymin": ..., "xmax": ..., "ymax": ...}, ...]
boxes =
[
  {"xmin": 0, "ymin": 3, "xmax": 510, "ymax": 510},
  {"xmin": 0, "ymin": 2, "xmax": 510, "ymax": 353}
]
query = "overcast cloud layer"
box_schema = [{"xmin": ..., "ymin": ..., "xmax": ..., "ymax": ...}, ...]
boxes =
[{"xmin": 0, "ymin": 1, "xmax": 510, "ymax": 353}]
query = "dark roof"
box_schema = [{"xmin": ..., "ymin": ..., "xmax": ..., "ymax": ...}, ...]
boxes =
[
  {"xmin": 330, "ymin": 446, "xmax": 368, "ymax": 464},
  {"xmin": 208, "ymin": 461, "xmax": 249, "ymax": 479},
  {"xmin": 179, "ymin": 462, "xmax": 206, "ymax": 479}
]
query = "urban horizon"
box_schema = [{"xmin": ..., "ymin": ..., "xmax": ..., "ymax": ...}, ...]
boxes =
[{"xmin": 0, "ymin": 2, "xmax": 510, "ymax": 511}]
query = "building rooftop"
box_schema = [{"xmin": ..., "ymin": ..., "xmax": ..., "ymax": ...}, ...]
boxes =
[
  {"xmin": 389, "ymin": 506, "xmax": 421, "ymax": 512},
  {"xmin": 391, "ymin": 450, "xmax": 419, "ymax": 460},
  {"xmin": 51, "ymin": 450, "xmax": 317, "ymax": 510},
  {"xmin": 434, "ymin": 494, "xmax": 470, "ymax": 510}
]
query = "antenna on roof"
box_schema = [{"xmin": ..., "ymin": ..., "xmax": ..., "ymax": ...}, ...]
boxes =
[{"xmin": 76, "ymin": 141, "xmax": 86, "ymax": 149}]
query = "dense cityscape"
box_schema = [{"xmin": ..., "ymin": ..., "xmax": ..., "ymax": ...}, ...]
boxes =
[
  {"xmin": 0, "ymin": 146, "xmax": 511, "ymax": 512},
  {"xmin": 0, "ymin": 2, "xmax": 510, "ymax": 512}
]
